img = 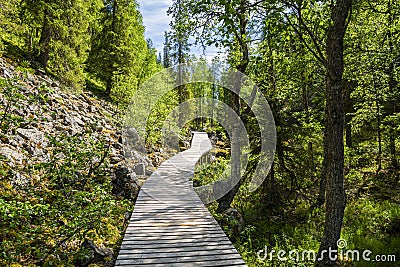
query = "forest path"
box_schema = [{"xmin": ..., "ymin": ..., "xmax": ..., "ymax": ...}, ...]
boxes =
[{"xmin": 115, "ymin": 132, "xmax": 247, "ymax": 266}]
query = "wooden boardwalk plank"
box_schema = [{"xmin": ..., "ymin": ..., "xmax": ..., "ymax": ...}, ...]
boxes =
[{"xmin": 115, "ymin": 132, "xmax": 247, "ymax": 266}]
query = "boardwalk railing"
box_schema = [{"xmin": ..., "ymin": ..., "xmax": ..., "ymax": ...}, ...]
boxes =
[{"xmin": 115, "ymin": 132, "xmax": 247, "ymax": 266}]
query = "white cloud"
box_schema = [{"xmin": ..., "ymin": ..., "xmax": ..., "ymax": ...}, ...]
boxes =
[{"xmin": 137, "ymin": 0, "xmax": 172, "ymax": 54}]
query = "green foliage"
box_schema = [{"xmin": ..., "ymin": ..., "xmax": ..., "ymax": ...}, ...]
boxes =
[
  {"xmin": 1, "ymin": 0, "xmax": 158, "ymax": 97},
  {"xmin": 194, "ymin": 157, "xmax": 229, "ymax": 187},
  {"xmin": 19, "ymin": 0, "xmax": 103, "ymax": 88},
  {"xmin": 0, "ymin": 130, "xmax": 132, "ymax": 266},
  {"xmin": 342, "ymin": 199, "xmax": 400, "ymax": 267},
  {"xmin": 87, "ymin": 0, "xmax": 160, "ymax": 104},
  {"xmin": 0, "ymin": 0, "xmax": 23, "ymax": 54}
]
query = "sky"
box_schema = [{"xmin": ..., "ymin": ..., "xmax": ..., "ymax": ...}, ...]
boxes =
[
  {"xmin": 137, "ymin": 0, "xmax": 223, "ymax": 62},
  {"xmin": 137, "ymin": 0, "xmax": 171, "ymax": 55}
]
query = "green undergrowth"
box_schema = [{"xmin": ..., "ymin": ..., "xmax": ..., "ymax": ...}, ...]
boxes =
[
  {"xmin": 193, "ymin": 135, "xmax": 400, "ymax": 267},
  {"xmin": 229, "ymin": 197, "xmax": 400, "ymax": 267},
  {"xmin": 0, "ymin": 133, "xmax": 134, "ymax": 266},
  {"xmin": 0, "ymin": 78, "xmax": 133, "ymax": 266}
]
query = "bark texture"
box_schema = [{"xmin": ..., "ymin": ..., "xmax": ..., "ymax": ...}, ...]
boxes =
[{"xmin": 317, "ymin": 0, "xmax": 352, "ymax": 266}]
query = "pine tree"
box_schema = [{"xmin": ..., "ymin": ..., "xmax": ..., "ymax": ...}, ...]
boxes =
[
  {"xmin": 0, "ymin": 0, "xmax": 21, "ymax": 53},
  {"xmin": 168, "ymin": 0, "xmax": 192, "ymax": 125},
  {"xmin": 138, "ymin": 39, "xmax": 162, "ymax": 86},
  {"xmin": 21, "ymin": 0, "xmax": 102, "ymax": 88},
  {"xmin": 87, "ymin": 0, "xmax": 148, "ymax": 102},
  {"xmin": 162, "ymin": 31, "xmax": 172, "ymax": 68}
]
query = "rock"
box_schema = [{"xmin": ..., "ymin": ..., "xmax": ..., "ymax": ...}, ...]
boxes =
[
  {"xmin": 26, "ymin": 72, "xmax": 34, "ymax": 82},
  {"xmin": 1, "ymin": 68, "xmax": 13, "ymax": 79},
  {"xmin": 67, "ymin": 126, "xmax": 79, "ymax": 136},
  {"xmin": 75, "ymin": 239, "xmax": 113, "ymax": 267},
  {"xmin": 114, "ymin": 165, "xmax": 131, "ymax": 184},
  {"xmin": 124, "ymin": 127, "xmax": 140, "ymax": 143},
  {"xmin": 220, "ymin": 208, "xmax": 245, "ymax": 243},
  {"xmin": 134, "ymin": 163, "xmax": 145, "ymax": 176},
  {"xmin": 9, "ymin": 140, "xmax": 19, "ymax": 148},
  {"xmin": 126, "ymin": 150, "xmax": 146, "ymax": 164},
  {"xmin": 72, "ymin": 116, "xmax": 85, "ymax": 127},
  {"xmin": 110, "ymin": 156, "xmax": 123, "ymax": 164},
  {"xmin": 16, "ymin": 128, "xmax": 45, "ymax": 144},
  {"xmin": 0, "ymin": 145, "xmax": 26, "ymax": 165},
  {"xmin": 0, "ymin": 57, "xmax": 153, "ymax": 204},
  {"xmin": 10, "ymin": 171, "xmax": 30, "ymax": 187},
  {"xmin": 25, "ymin": 145, "xmax": 43, "ymax": 157},
  {"xmin": 112, "ymin": 142, "xmax": 123, "ymax": 150},
  {"xmin": 112, "ymin": 165, "xmax": 140, "ymax": 200}
]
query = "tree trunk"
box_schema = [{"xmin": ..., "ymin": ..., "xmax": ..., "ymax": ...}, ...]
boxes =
[
  {"xmin": 216, "ymin": 0, "xmax": 249, "ymax": 213},
  {"xmin": 387, "ymin": 40, "xmax": 397, "ymax": 169},
  {"xmin": 377, "ymin": 98, "xmax": 382, "ymax": 172},
  {"xmin": 344, "ymin": 80, "xmax": 356, "ymax": 149},
  {"xmin": 317, "ymin": 0, "xmax": 352, "ymax": 266},
  {"xmin": 217, "ymin": 73, "xmax": 242, "ymax": 213},
  {"xmin": 36, "ymin": 10, "xmax": 51, "ymax": 68},
  {"xmin": 105, "ymin": 78, "xmax": 112, "ymax": 96},
  {"xmin": 316, "ymin": 151, "xmax": 326, "ymax": 206}
]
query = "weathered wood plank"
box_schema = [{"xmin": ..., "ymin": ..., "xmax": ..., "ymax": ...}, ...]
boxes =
[
  {"xmin": 120, "ymin": 239, "xmax": 233, "ymax": 247},
  {"xmin": 120, "ymin": 234, "xmax": 228, "ymax": 241},
  {"xmin": 116, "ymin": 259, "xmax": 247, "ymax": 267},
  {"xmin": 116, "ymin": 254, "xmax": 245, "ymax": 265},
  {"xmin": 119, "ymin": 244, "xmax": 236, "ymax": 253},
  {"xmin": 118, "ymin": 249, "xmax": 242, "ymax": 260},
  {"xmin": 125, "ymin": 229, "xmax": 223, "ymax": 234}
]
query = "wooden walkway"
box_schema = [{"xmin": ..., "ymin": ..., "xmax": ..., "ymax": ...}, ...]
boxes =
[{"xmin": 115, "ymin": 132, "xmax": 247, "ymax": 266}]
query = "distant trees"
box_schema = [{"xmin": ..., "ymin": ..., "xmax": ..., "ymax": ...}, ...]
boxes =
[
  {"xmin": 19, "ymin": 0, "xmax": 102, "ymax": 87},
  {"xmin": 86, "ymin": 0, "xmax": 153, "ymax": 102},
  {"xmin": 176, "ymin": 0, "xmax": 256, "ymax": 213},
  {"xmin": 347, "ymin": 0, "xmax": 400, "ymax": 171},
  {"xmin": 0, "ymin": 0, "xmax": 159, "ymax": 102},
  {"xmin": 0, "ymin": 0, "xmax": 21, "ymax": 52}
]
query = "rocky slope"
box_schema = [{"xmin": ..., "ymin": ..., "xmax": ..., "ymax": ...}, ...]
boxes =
[{"xmin": 0, "ymin": 57, "xmax": 154, "ymax": 195}]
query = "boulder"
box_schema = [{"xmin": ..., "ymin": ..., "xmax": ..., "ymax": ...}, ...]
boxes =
[
  {"xmin": 134, "ymin": 163, "xmax": 145, "ymax": 176},
  {"xmin": 16, "ymin": 128, "xmax": 45, "ymax": 144},
  {"xmin": 220, "ymin": 208, "xmax": 245, "ymax": 243},
  {"xmin": 112, "ymin": 165, "xmax": 140, "ymax": 200},
  {"xmin": 0, "ymin": 145, "xmax": 26, "ymax": 165},
  {"xmin": 75, "ymin": 239, "xmax": 113, "ymax": 267}
]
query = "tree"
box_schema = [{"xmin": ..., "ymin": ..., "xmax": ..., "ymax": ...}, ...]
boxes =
[
  {"xmin": 344, "ymin": 0, "xmax": 399, "ymax": 171},
  {"xmin": 21, "ymin": 0, "xmax": 101, "ymax": 87},
  {"xmin": 0, "ymin": 0, "xmax": 21, "ymax": 53},
  {"xmin": 138, "ymin": 39, "xmax": 162, "ymax": 87},
  {"xmin": 168, "ymin": 0, "xmax": 192, "ymax": 126},
  {"xmin": 162, "ymin": 31, "xmax": 172, "ymax": 68},
  {"xmin": 257, "ymin": 0, "xmax": 352, "ymax": 263},
  {"xmin": 87, "ymin": 0, "xmax": 148, "ymax": 101},
  {"xmin": 180, "ymin": 0, "xmax": 257, "ymax": 213},
  {"xmin": 317, "ymin": 0, "xmax": 352, "ymax": 265}
]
